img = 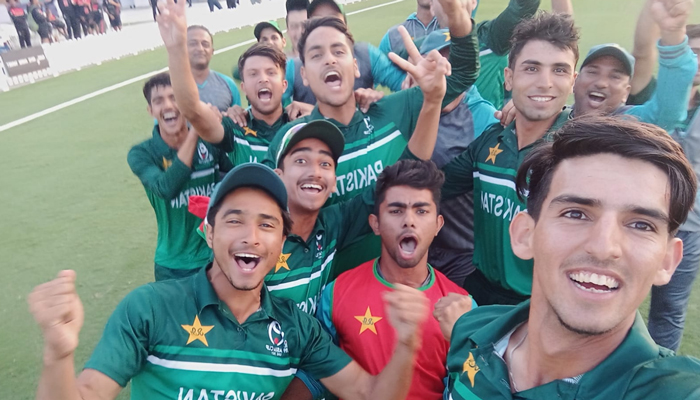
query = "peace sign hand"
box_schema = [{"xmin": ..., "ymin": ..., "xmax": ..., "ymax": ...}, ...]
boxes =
[
  {"xmin": 156, "ymin": 0, "xmax": 188, "ymax": 49},
  {"xmin": 389, "ymin": 26, "xmax": 450, "ymax": 104}
]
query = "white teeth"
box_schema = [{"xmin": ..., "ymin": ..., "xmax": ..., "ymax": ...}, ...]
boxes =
[
  {"xmin": 163, "ymin": 112, "xmax": 177, "ymax": 119},
  {"xmin": 234, "ymin": 253, "xmax": 260, "ymax": 259},
  {"xmin": 324, "ymin": 71, "xmax": 340, "ymax": 79},
  {"xmin": 258, "ymin": 88, "xmax": 271, "ymax": 94},
  {"xmin": 531, "ymin": 96, "xmax": 553, "ymax": 102},
  {"xmin": 301, "ymin": 183, "xmax": 322, "ymax": 190},
  {"xmin": 569, "ymin": 271, "xmax": 619, "ymax": 290}
]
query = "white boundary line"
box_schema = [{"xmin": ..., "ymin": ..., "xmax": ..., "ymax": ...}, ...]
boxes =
[{"xmin": 0, "ymin": 0, "xmax": 404, "ymax": 134}]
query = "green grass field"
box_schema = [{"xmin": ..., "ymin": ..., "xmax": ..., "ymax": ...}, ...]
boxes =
[{"xmin": 1, "ymin": 0, "xmax": 700, "ymax": 398}]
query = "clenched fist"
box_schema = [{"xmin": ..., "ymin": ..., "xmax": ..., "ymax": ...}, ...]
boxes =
[
  {"xmin": 433, "ymin": 293, "xmax": 473, "ymax": 341},
  {"xmin": 383, "ymin": 284, "xmax": 430, "ymax": 349},
  {"xmin": 28, "ymin": 270, "xmax": 84, "ymax": 364}
]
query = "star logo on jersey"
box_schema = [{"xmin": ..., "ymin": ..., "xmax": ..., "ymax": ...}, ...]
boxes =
[
  {"xmin": 463, "ymin": 352, "xmax": 480, "ymax": 387},
  {"xmin": 181, "ymin": 315, "xmax": 214, "ymax": 346},
  {"xmin": 354, "ymin": 307, "xmax": 383, "ymax": 335},
  {"xmin": 443, "ymin": 31, "xmax": 451, "ymax": 42},
  {"xmin": 162, "ymin": 156, "xmax": 172, "ymax": 170},
  {"xmin": 485, "ymin": 143, "xmax": 504, "ymax": 164},
  {"xmin": 243, "ymin": 127, "xmax": 258, "ymax": 137},
  {"xmin": 275, "ymin": 253, "xmax": 291, "ymax": 272}
]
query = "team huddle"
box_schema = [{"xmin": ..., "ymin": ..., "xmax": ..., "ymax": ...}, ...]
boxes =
[{"xmin": 26, "ymin": 0, "xmax": 700, "ymax": 398}]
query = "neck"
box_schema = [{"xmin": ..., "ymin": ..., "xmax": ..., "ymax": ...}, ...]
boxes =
[
  {"xmin": 289, "ymin": 207, "xmax": 320, "ymax": 241},
  {"xmin": 160, "ymin": 125, "xmax": 190, "ymax": 149},
  {"xmin": 513, "ymin": 111, "xmax": 559, "ymax": 150},
  {"xmin": 510, "ymin": 294, "xmax": 634, "ymax": 391},
  {"xmin": 207, "ymin": 262, "xmax": 262, "ymax": 324},
  {"xmin": 192, "ymin": 66, "xmax": 210, "ymax": 85},
  {"xmin": 376, "ymin": 251, "xmax": 430, "ymax": 288},
  {"xmin": 251, "ymin": 105, "xmax": 284, "ymax": 126},
  {"xmin": 416, "ymin": 5, "xmax": 433, "ymax": 26},
  {"xmin": 442, "ymin": 92, "xmax": 465, "ymax": 114},
  {"xmin": 318, "ymin": 97, "xmax": 357, "ymax": 125}
]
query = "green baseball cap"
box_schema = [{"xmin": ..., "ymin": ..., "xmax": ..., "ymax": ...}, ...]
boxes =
[
  {"xmin": 207, "ymin": 163, "xmax": 288, "ymax": 221},
  {"xmin": 254, "ymin": 20, "xmax": 283, "ymax": 41},
  {"xmin": 275, "ymin": 120, "xmax": 345, "ymax": 168},
  {"xmin": 420, "ymin": 29, "xmax": 451, "ymax": 55},
  {"xmin": 580, "ymin": 43, "xmax": 635, "ymax": 76},
  {"xmin": 308, "ymin": 0, "xmax": 345, "ymax": 18}
]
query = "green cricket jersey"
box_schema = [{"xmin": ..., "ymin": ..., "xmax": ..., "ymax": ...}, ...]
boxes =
[
  {"xmin": 446, "ymin": 301, "xmax": 700, "ymax": 400},
  {"xmin": 85, "ymin": 265, "xmax": 352, "ymax": 400},
  {"xmin": 262, "ymin": 31, "xmax": 479, "ymax": 204},
  {"xmin": 264, "ymin": 184, "xmax": 376, "ymax": 314},
  {"xmin": 441, "ymin": 111, "xmax": 571, "ymax": 296},
  {"xmin": 127, "ymin": 127, "xmax": 231, "ymax": 270},
  {"xmin": 219, "ymin": 111, "xmax": 291, "ymax": 166}
]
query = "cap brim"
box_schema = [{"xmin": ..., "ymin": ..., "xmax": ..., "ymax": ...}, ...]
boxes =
[
  {"xmin": 421, "ymin": 42, "xmax": 450, "ymax": 55},
  {"xmin": 208, "ymin": 164, "xmax": 288, "ymax": 218},
  {"xmin": 308, "ymin": 0, "xmax": 343, "ymax": 16},
  {"xmin": 276, "ymin": 120, "xmax": 345, "ymax": 168},
  {"xmin": 581, "ymin": 47, "xmax": 633, "ymax": 76},
  {"xmin": 254, "ymin": 22, "xmax": 281, "ymax": 40}
]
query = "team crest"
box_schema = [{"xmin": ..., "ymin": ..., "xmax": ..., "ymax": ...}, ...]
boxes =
[
  {"xmin": 266, "ymin": 321, "xmax": 289, "ymax": 356},
  {"xmin": 463, "ymin": 352, "xmax": 480, "ymax": 387},
  {"xmin": 315, "ymin": 233, "xmax": 323, "ymax": 259},
  {"xmin": 363, "ymin": 116, "xmax": 374, "ymax": 135},
  {"xmin": 354, "ymin": 306, "xmax": 383, "ymax": 335},
  {"xmin": 198, "ymin": 142, "xmax": 213, "ymax": 163}
]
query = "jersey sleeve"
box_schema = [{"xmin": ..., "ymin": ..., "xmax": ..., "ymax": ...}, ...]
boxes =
[
  {"xmin": 218, "ymin": 116, "xmax": 244, "ymax": 154},
  {"xmin": 83, "ymin": 285, "xmax": 156, "ymax": 387},
  {"xmin": 477, "ymin": 0, "xmax": 540, "ymax": 56},
  {"xmin": 221, "ymin": 73, "xmax": 242, "ymax": 107},
  {"xmin": 378, "ymin": 29, "xmax": 393, "ymax": 54},
  {"xmin": 315, "ymin": 281, "xmax": 339, "ymax": 345},
  {"xmin": 441, "ymin": 140, "xmax": 478, "ymax": 199},
  {"xmin": 127, "ymin": 144, "xmax": 192, "ymax": 200},
  {"xmin": 626, "ymin": 76, "xmax": 657, "ymax": 106},
  {"xmin": 623, "ymin": 38, "xmax": 698, "ymax": 131},
  {"xmin": 444, "ymin": 29, "xmax": 480, "ymax": 107},
  {"xmin": 368, "ymin": 43, "xmax": 407, "ymax": 92},
  {"xmin": 295, "ymin": 309, "xmax": 353, "ymax": 380}
]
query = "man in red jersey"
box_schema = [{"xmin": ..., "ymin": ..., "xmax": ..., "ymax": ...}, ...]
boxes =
[{"xmin": 287, "ymin": 159, "xmax": 475, "ymax": 400}]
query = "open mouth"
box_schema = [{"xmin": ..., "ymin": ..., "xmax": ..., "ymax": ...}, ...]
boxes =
[
  {"xmin": 398, "ymin": 234, "xmax": 418, "ymax": 258},
  {"xmin": 234, "ymin": 252, "xmax": 261, "ymax": 272},
  {"xmin": 568, "ymin": 271, "xmax": 620, "ymax": 294},
  {"xmin": 258, "ymin": 88, "xmax": 272, "ymax": 102},
  {"xmin": 324, "ymin": 71, "xmax": 342, "ymax": 89},
  {"xmin": 529, "ymin": 96, "xmax": 555, "ymax": 103},
  {"xmin": 300, "ymin": 182, "xmax": 323, "ymax": 194},
  {"xmin": 587, "ymin": 91, "xmax": 607, "ymax": 105},
  {"xmin": 162, "ymin": 111, "xmax": 179, "ymax": 125}
]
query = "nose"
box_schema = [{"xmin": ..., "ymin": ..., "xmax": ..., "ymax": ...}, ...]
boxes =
[
  {"xmin": 402, "ymin": 211, "xmax": 417, "ymax": 229},
  {"xmin": 584, "ymin": 213, "xmax": 622, "ymax": 262},
  {"xmin": 241, "ymin": 224, "xmax": 261, "ymax": 247},
  {"xmin": 537, "ymin": 70, "xmax": 554, "ymax": 89}
]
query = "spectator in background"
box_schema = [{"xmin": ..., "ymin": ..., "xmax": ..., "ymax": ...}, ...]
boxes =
[
  {"xmin": 149, "ymin": 0, "xmax": 156, "ymax": 21},
  {"xmin": 206, "ymin": 0, "xmax": 222, "ymax": 12},
  {"xmin": 47, "ymin": 9, "xmax": 68, "ymax": 39},
  {"xmin": 28, "ymin": 0, "xmax": 53, "ymax": 43},
  {"xmin": 43, "ymin": 0, "xmax": 59, "ymax": 18},
  {"xmin": 74, "ymin": 0, "xmax": 90, "ymax": 37},
  {"xmin": 58, "ymin": 0, "xmax": 80, "ymax": 39},
  {"xmin": 285, "ymin": 0, "xmax": 309, "ymax": 57},
  {"xmin": 103, "ymin": 0, "xmax": 121, "ymax": 31},
  {"xmin": 88, "ymin": 0, "xmax": 105, "ymax": 34},
  {"xmin": 7, "ymin": 0, "xmax": 31, "ymax": 48}
]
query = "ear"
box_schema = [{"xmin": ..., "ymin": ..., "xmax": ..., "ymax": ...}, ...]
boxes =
[
  {"xmin": 274, "ymin": 167, "xmax": 283, "ymax": 177},
  {"xmin": 435, "ymin": 214, "xmax": 445, "ymax": 236},
  {"xmin": 147, "ymin": 104, "xmax": 156, "ymax": 118},
  {"xmin": 570, "ymin": 71, "xmax": 578, "ymax": 94},
  {"xmin": 301, "ymin": 65, "xmax": 309, "ymax": 87},
  {"xmin": 282, "ymin": 37, "xmax": 287, "ymax": 48},
  {"xmin": 282, "ymin": 78, "xmax": 289, "ymax": 93},
  {"xmin": 622, "ymin": 82, "xmax": 631, "ymax": 103},
  {"xmin": 353, "ymin": 58, "xmax": 360, "ymax": 78},
  {"xmin": 654, "ymin": 236, "xmax": 683, "ymax": 286},
  {"xmin": 509, "ymin": 211, "xmax": 535, "ymax": 261},
  {"xmin": 205, "ymin": 222, "xmax": 214, "ymax": 249},
  {"xmin": 369, "ymin": 213, "xmax": 380, "ymax": 235},
  {"xmin": 504, "ymin": 67, "xmax": 513, "ymax": 92}
]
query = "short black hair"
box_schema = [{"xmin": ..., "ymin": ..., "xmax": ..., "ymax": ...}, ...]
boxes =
[
  {"xmin": 187, "ymin": 25, "xmax": 214, "ymax": 46},
  {"xmin": 286, "ymin": 0, "xmax": 309, "ymax": 14},
  {"xmin": 238, "ymin": 43, "xmax": 287, "ymax": 78},
  {"xmin": 374, "ymin": 159, "xmax": 445, "ymax": 216},
  {"xmin": 297, "ymin": 16, "xmax": 354, "ymax": 64},
  {"xmin": 687, "ymin": 24, "xmax": 700, "ymax": 40},
  {"xmin": 142, "ymin": 72, "xmax": 171, "ymax": 105},
  {"xmin": 516, "ymin": 115, "xmax": 697, "ymax": 234},
  {"xmin": 207, "ymin": 191, "xmax": 293, "ymax": 237},
  {"xmin": 508, "ymin": 11, "xmax": 580, "ymax": 69}
]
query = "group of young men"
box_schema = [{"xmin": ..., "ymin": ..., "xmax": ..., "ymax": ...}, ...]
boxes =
[{"xmin": 27, "ymin": 0, "xmax": 700, "ymax": 398}]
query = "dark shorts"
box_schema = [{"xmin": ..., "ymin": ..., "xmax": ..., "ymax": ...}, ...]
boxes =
[
  {"xmin": 154, "ymin": 263, "xmax": 203, "ymax": 281},
  {"xmin": 37, "ymin": 23, "xmax": 52, "ymax": 39},
  {"xmin": 108, "ymin": 13, "xmax": 120, "ymax": 27}
]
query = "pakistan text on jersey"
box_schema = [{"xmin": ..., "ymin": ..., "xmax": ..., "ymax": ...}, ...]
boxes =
[
  {"xmin": 333, "ymin": 160, "xmax": 384, "ymax": 197},
  {"xmin": 178, "ymin": 388, "xmax": 275, "ymax": 400},
  {"xmin": 170, "ymin": 183, "xmax": 217, "ymax": 208},
  {"xmin": 297, "ymin": 295, "xmax": 319, "ymax": 315},
  {"xmin": 479, "ymin": 191, "xmax": 525, "ymax": 221}
]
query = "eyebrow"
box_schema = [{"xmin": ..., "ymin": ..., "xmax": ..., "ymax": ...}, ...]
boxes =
[
  {"xmin": 387, "ymin": 201, "xmax": 433, "ymax": 209},
  {"xmin": 221, "ymin": 209, "xmax": 281, "ymax": 224},
  {"xmin": 289, "ymin": 147, "xmax": 334, "ymax": 159},
  {"xmin": 521, "ymin": 60, "xmax": 572, "ymax": 69},
  {"xmin": 549, "ymin": 195, "xmax": 670, "ymax": 223}
]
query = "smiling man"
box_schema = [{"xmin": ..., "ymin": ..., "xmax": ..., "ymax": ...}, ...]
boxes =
[
  {"xmin": 127, "ymin": 73, "xmax": 232, "ymax": 281},
  {"xmin": 445, "ymin": 115, "xmax": 700, "ymax": 400},
  {"xmin": 571, "ymin": 0, "xmax": 697, "ymax": 132},
  {"xmin": 28, "ymin": 163, "xmax": 432, "ymax": 400},
  {"xmin": 441, "ymin": 11, "xmax": 578, "ymax": 305}
]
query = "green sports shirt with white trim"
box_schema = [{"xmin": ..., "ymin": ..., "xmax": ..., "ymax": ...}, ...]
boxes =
[
  {"xmin": 85, "ymin": 265, "xmax": 352, "ymax": 400},
  {"xmin": 441, "ymin": 111, "xmax": 571, "ymax": 296},
  {"xmin": 218, "ymin": 111, "xmax": 291, "ymax": 166},
  {"xmin": 262, "ymin": 31, "xmax": 479, "ymax": 205}
]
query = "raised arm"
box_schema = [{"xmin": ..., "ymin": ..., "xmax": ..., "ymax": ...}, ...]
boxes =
[
  {"xmin": 631, "ymin": 0, "xmax": 661, "ymax": 95},
  {"xmin": 478, "ymin": 0, "xmax": 541, "ymax": 55},
  {"xmin": 156, "ymin": 0, "xmax": 225, "ymax": 144},
  {"xmin": 550, "ymin": 0, "xmax": 572, "ymax": 15}
]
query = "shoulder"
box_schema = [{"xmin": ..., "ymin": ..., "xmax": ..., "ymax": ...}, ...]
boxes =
[
  {"xmin": 212, "ymin": 70, "xmax": 236, "ymax": 85},
  {"xmin": 626, "ymin": 353, "xmax": 700, "ymax": 397},
  {"xmin": 335, "ymin": 260, "xmax": 375, "ymax": 283},
  {"xmin": 127, "ymin": 137, "xmax": 157, "ymax": 160},
  {"xmin": 433, "ymin": 269, "xmax": 468, "ymax": 295},
  {"xmin": 451, "ymin": 304, "xmax": 514, "ymax": 343}
]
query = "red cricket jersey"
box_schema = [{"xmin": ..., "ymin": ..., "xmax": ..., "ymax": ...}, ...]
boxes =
[{"xmin": 330, "ymin": 259, "xmax": 468, "ymax": 400}]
